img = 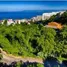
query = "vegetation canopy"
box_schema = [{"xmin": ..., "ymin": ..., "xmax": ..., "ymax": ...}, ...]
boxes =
[{"xmin": 0, "ymin": 11, "xmax": 67, "ymax": 66}]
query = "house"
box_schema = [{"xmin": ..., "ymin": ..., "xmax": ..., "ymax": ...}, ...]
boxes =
[
  {"xmin": 45, "ymin": 22, "xmax": 63, "ymax": 29},
  {"xmin": 14, "ymin": 20, "xmax": 22, "ymax": 24},
  {"xmin": 36, "ymin": 16, "xmax": 42, "ymax": 21},
  {"xmin": 0, "ymin": 20, "xmax": 4, "ymax": 24},
  {"xmin": 7, "ymin": 19, "xmax": 14, "ymax": 25},
  {"xmin": 31, "ymin": 15, "xmax": 42, "ymax": 22},
  {"xmin": 31, "ymin": 17, "xmax": 37, "ymax": 22},
  {"xmin": 21, "ymin": 19, "xmax": 28, "ymax": 23},
  {"xmin": 42, "ymin": 12, "xmax": 59, "ymax": 20}
]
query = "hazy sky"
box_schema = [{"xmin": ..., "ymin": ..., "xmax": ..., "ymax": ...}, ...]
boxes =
[
  {"xmin": 0, "ymin": 1, "xmax": 67, "ymax": 11},
  {"xmin": 0, "ymin": 0, "xmax": 67, "ymax": 1}
]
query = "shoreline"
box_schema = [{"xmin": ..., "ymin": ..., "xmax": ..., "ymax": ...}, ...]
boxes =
[
  {"xmin": 0, "ymin": 10, "xmax": 65, "ymax": 25},
  {"xmin": 0, "ymin": 10, "xmax": 65, "ymax": 20}
]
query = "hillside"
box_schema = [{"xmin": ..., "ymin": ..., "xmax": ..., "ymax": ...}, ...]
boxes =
[{"xmin": 0, "ymin": 11, "xmax": 67, "ymax": 66}]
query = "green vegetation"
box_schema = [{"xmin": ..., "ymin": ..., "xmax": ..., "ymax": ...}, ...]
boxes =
[
  {"xmin": 0, "ymin": 23, "xmax": 57, "ymax": 58},
  {"xmin": 0, "ymin": 61, "xmax": 44, "ymax": 67},
  {"xmin": 27, "ymin": 63, "xmax": 44, "ymax": 67},
  {"xmin": 0, "ymin": 54, "xmax": 3, "ymax": 60},
  {"xmin": 0, "ymin": 11, "xmax": 67, "ymax": 64}
]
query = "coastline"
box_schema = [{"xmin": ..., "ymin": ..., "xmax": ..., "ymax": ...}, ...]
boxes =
[
  {"xmin": 0, "ymin": 10, "xmax": 65, "ymax": 19},
  {"xmin": 0, "ymin": 10, "xmax": 67, "ymax": 67},
  {"xmin": 0, "ymin": 10, "xmax": 65, "ymax": 25}
]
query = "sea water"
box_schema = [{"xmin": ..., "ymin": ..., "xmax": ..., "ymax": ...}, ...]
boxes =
[{"xmin": 0, "ymin": 10, "xmax": 61, "ymax": 20}]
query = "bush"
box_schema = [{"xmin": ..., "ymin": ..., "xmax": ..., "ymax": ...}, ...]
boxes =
[{"xmin": 0, "ymin": 54, "xmax": 3, "ymax": 60}]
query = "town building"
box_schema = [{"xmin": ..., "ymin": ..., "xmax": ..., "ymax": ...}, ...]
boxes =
[{"xmin": 44, "ymin": 22, "xmax": 63, "ymax": 29}]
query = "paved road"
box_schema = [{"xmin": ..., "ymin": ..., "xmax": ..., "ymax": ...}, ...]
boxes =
[{"xmin": 0, "ymin": 48, "xmax": 43, "ymax": 65}]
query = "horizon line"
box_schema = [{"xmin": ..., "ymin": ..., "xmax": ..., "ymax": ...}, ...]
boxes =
[
  {"xmin": 0, "ymin": 10, "xmax": 65, "ymax": 12},
  {"xmin": 0, "ymin": 0, "xmax": 67, "ymax": 1}
]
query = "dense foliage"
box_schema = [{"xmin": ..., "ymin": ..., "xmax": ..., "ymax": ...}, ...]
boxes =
[
  {"xmin": 0, "ymin": 23, "xmax": 56, "ymax": 58},
  {"xmin": 0, "ymin": 54, "xmax": 3, "ymax": 60},
  {"xmin": 0, "ymin": 61, "xmax": 44, "ymax": 67},
  {"xmin": 0, "ymin": 11, "xmax": 67, "ymax": 63},
  {"xmin": 42, "ymin": 11, "xmax": 67, "ymax": 25},
  {"xmin": 0, "ymin": 22, "xmax": 67, "ymax": 59}
]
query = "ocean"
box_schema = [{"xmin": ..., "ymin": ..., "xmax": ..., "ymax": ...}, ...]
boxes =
[
  {"xmin": 0, "ymin": 10, "xmax": 62, "ymax": 20},
  {"xmin": 0, "ymin": 1, "xmax": 66, "ymax": 20}
]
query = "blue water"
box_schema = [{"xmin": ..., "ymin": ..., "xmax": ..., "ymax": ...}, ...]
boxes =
[
  {"xmin": 0, "ymin": 1, "xmax": 66, "ymax": 20},
  {"xmin": 0, "ymin": 10, "xmax": 62, "ymax": 20},
  {"xmin": 44, "ymin": 60, "xmax": 66, "ymax": 67}
]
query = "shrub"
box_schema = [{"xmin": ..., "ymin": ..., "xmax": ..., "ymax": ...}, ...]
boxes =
[{"xmin": 0, "ymin": 54, "xmax": 3, "ymax": 60}]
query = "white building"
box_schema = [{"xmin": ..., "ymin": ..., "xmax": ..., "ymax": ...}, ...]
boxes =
[
  {"xmin": 42, "ymin": 12, "xmax": 59, "ymax": 20},
  {"xmin": 36, "ymin": 16, "xmax": 42, "ymax": 21},
  {"xmin": 7, "ymin": 19, "xmax": 14, "ymax": 25},
  {"xmin": 31, "ymin": 15, "xmax": 42, "ymax": 22},
  {"xmin": 0, "ymin": 20, "xmax": 4, "ymax": 24},
  {"xmin": 31, "ymin": 17, "xmax": 37, "ymax": 22},
  {"xmin": 14, "ymin": 20, "xmax": 21, "ymax": 24},
  {"xmin": 59, "ymin": 11, "xmax": 65, "ymax": 15},
  {"xmin": 21, "ymin": 19, "xmax": 28, "ymax": 23}
]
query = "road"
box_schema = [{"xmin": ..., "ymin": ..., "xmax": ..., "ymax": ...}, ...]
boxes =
[{"xmin": 0, "ymin": 48, "xmax": 43, "ymax": 65}]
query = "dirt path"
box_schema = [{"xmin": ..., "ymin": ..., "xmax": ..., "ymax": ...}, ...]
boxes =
[{"xmin": 0, "ymin": 48, "xmax": 43, "ymax": 65}]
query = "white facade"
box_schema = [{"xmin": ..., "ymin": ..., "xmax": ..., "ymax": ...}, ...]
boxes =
[
  {"xmin": 31, "ymin": 15, "xmax": 42, "ymax": 22},
  {"xmin": 7, "ymin": 19, "xmax": 14, "ymax": 25},
  {"xmin": 21, "ymin": 19, "xmax": 27, "ymax": 23},
  {"xmin": 0, "ymin": 11, "xmax": 65, "ymax": 25},
  {"xmin": 36, "ymin": 16, "xmax": 42, "ymax": 21},
  {"xmin": 60, "ymin": 11, "xmax": 65, "ymax": 15},
  {"xmin": 0, "ymin": 20, "xmax": 4, "ymax": 24},
  {"xmin": 42, "ymin": 12, "xmax": 59, "ymax": 20}
]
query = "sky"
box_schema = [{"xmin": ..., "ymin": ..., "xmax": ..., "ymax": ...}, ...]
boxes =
[
  {"xmin": 0, "ymin": 0, "xmax": 67, "ymax": 1},
  {"xmin": 0, "ymin": 1, "xmax": 67, "ymax": 12}
]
